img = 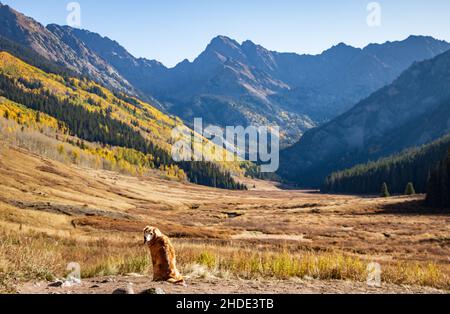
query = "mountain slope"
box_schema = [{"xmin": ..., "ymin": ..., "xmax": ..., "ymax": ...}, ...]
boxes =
[
  {"xmin": 0, "ymin": 51, "xmax": 176, "ymax": 150},
  {"xmin": 137, "ymin": 35, "xmax": 450, "ymax": 142},
  {"xmin": 45, "ymin": 25, "xmax": 166, "ymax": 109},
  {"xmin": 323, "ymin": 133, "xmax": 450, "ymax": 194},
  {"xmin": 0, "ymin": 3, "xmax": 134, "ymax": 93},
  {"xmin": 53, "ymin": 31, "xmax": 315, "ymax": 141},
  {"xmin": 0, "ymin": 51, "xmax": 246, "ymax": 188},
  {"xmin": 427, "ymin": 147, "xmax": 450, "ymax": 208},
  {"xmin": 48, "ymin": 26, "xmax": 168, "ymax": 90},
  {"xmin": 0, "ymin": 34, "xmax": 77, "ymax": 77},
  {"xmin": 279, "ymin": 49, "xmax": 450, "ymax": 187}
]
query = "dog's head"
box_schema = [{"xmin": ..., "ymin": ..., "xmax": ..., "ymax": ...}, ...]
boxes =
[{"xmin": 143, "ymin": 226, "xmax": 162, "ymax": 244}]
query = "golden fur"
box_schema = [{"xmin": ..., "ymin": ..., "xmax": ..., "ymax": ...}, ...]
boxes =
[{"xmin": 143, "ymin": 226, "xmax": 184, "ymax": 285}]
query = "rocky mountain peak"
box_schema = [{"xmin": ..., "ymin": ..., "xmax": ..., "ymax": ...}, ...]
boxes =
[{"xmin": 199, "ymin": 35, "xmax": 245, "ymax": 63}]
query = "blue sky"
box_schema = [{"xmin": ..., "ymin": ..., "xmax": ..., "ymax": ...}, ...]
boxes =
[{"xmin": 2, "ymin": 0, "xmax": 450, "ymax": 67}]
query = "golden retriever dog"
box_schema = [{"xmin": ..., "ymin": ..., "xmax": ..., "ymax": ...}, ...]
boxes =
[{"xmin": 143, "ymin": 226, "xmax": 185, "ymax": 285}]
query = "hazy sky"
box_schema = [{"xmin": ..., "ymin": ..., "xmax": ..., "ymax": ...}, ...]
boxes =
[{"xmin": 2, "ymin": 0, "xmax": 450, "ymax": 67}]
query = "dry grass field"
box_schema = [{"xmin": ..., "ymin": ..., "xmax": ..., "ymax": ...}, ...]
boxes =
[{"xmin": 0, "ymin": 145, "xmax": 449, "ymax": 293}]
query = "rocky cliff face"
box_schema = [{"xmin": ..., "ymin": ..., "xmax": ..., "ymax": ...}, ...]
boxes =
[{"xmin": 0, "ymin": 3, "xmax": 134, "ymax": 92}]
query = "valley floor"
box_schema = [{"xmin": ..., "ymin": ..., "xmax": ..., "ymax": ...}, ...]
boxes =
[{"xmin": 1, "ymin": 145, "xmax": 449, "ymax": 293}]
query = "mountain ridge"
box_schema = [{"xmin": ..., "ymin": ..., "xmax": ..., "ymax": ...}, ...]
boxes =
[
  {"xmin": 0, "ymin": 3, "xmax": 137, "ymax": 93},
  {"xmin": 279, "ymin": 49, "xmax": 450, "ymax": 187},
  {"xmin": 1, "ymin": 3, "xmax": 450, "ymax": 145}
]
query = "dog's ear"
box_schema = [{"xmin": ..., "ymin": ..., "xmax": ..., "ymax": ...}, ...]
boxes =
[
  {"xmin": 143, "ymin": 226, "xmax": 152, "ymax": 233},
  {"xmin": 154, "ymin": 228, "xmax": 163, "ymax": 237}
]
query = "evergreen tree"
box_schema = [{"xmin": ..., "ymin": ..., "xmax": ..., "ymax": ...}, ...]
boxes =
[
  {"xmin": 426, "ymin": 148, "xmax": 450, "ymax": 208},
  {"xmin": 404, "ymin": 182, "xmax": 416, "ymax": 195},
  {"xmin": 380, "ymin": 182, "xmax": 390, "ymax": 197}
]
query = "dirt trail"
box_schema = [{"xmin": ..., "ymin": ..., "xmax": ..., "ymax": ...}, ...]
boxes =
[{"xmin": 18, "ymin": 276, "xmax": 446, "ymax": 294}]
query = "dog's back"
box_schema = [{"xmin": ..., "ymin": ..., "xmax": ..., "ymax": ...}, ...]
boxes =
[{"xmin": 148, "ymin": 234, "xmax": 184, "ymax": 285}]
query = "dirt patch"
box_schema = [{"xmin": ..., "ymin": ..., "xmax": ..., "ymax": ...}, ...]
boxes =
[
  {"xmin": 5, "ymin": 199, "xmax": 135, "ymax": 220},
  {"xmin": 232, "ymin": 231, "xmax": 312, "ymax": 242},
  {"xmin": 277, "ymin": 203, "xmax": 320, "ymax": 210},
  {"xmin": 72, "ymin": 217, "xmax": 145, "ymax": 232},
  {"xmin": 36, "ymin": 165, "xmax": 66, "ymax": 177},
  {"xmin": 17, "ymin": 276, "xmax": 447, "ymax": 294},
  {"xmin": 222, "ymin": 211, "xmax": 244, "ymax": 218}
]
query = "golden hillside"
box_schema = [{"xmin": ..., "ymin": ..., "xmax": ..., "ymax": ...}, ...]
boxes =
[{"xmin": 0, "ymin": 51, "xmax": 246, "ymax": 176}]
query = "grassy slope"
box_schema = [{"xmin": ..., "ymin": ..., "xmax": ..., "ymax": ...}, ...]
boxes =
[{"xmin": 0, "ymin": 103, "xmax": 184, "ymax": 178}]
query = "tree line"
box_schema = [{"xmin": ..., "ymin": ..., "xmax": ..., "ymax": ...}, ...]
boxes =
[
  {"xmin": 426, "ymin": 148, "xmax": 450, "ymax": 209},
  {"xmin": 0, "ymin": 73, "xmax": 245, "ymax": 190},
  {"xmin": 322, "ymin": 134, "xmax": 450, "ymax": 195}
]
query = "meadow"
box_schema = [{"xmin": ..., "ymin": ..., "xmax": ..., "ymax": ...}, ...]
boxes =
[{"xmin": 0, "ymin": 143, "xmax": 449, "ymax": 293}]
